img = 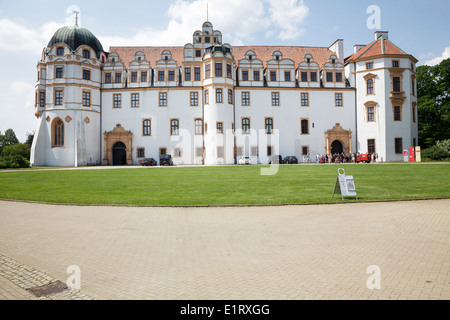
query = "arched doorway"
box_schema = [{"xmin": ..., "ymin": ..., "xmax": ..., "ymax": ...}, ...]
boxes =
[
  {"xmin": 331, "ymin": 140, "xmax": 344, "ymax": 154},
  {"xmin": 112, "ymin": 142, "xmax": 127, "ymax": 165}
]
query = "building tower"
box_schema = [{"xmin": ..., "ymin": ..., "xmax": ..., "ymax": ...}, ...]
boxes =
[{"xmin": 31, "ymin": 25, "xmax": 106, "ymax": 166}]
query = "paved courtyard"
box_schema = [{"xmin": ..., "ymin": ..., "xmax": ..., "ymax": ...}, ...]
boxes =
[{"xmin": 0, "ymin": 199, "xmax": 449, "ymax": 300}]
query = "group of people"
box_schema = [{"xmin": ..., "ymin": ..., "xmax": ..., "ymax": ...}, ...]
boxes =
[{"xmin": 300, "ymin": 153, "xmax": 380, "ymax": 164}]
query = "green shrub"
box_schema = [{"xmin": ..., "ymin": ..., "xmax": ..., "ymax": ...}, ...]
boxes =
[
  {"xmin": 10, "ymin": 163, "xmax": 20, "ymax": 169},
  {"xmin": 422, "ymin": 145, "xmax": 449, "ymax": 160},
  {"xmin": 0, "ymin": 161, "xmax": 7, "ymax": 169}
]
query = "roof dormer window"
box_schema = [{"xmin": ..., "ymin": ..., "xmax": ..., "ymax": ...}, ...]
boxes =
[
  {"xmin": 57, "ymin": 47, "xmax": 64, "ymax": 56},
  {"xmin": 249, "ymin": 55, "xmax": 253, "ymax": 61}
]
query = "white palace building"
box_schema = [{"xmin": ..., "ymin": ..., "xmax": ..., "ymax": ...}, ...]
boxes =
[{"xmin": 30, "ymin": 21, "xmax": 418, "ymax": 166}]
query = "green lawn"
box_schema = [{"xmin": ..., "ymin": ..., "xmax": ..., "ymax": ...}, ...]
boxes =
[{"xmin": 0, "ymin": 163, "xmax": 449, "ymax": 206}]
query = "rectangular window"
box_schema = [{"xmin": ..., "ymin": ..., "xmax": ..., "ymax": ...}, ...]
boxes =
[
  {"xmin": 160, "ymin": 148, "xmax": 167, "ymax": 156},
  {"xmin": 195, "ymin": 119, "xmax": 203, "ymax": 135},
  {"xmin": 141, "ymin": 71, "xmax": 148, "ymax": 82},
  {"xmin": 82, "ymin": 91, "xmax": 91, "ymax": 107},
  {"xmin": 195, "ymin": 50, "xmax": 201, "ymax": 57},
  {"xmin": 205, "ymin": 64, "xmax": 211, "ymax": 79},
  {"xmin": 131, "ymin": 72, "xmax": 137, "ymax": 82},
  {"xmin": 335, "ymin": 72, "xmax": 342, "ymax": 82},
  {"xmin": 55, "ymin": 89, "xmax": 63, "ymax": 105},
  {"xmin": 216, "ymin": 122, "xmax": 223, "ymax": 134},
  {"xmin": 228, "ymin": 89, "xmax": 233, "ymax": 104},
  {"xmin": 158, "ymin": 71, "xmax": 165, "ymax": 81},
  {"xmin": 242, "ymin": 92, "xmax": 250, "ymax": 106},
  {"xmin": 173, "ymin": 148, "xmax": 182, "ymax": 158},
  {"xmin": 196, "ymin": 147, "xmax": 203, "ymax": 158},
  {"xmin": 395, "ymin": 138, "xmax": 403, "ymax": 154},
  {"xmin": 272, "ymin": 92, "xmax": 280, "ymax": 106},
  {"xmin": 368, "ymin": 139, "xmax": 376, "ymax": 154},
  {"xmin": 366, "ymin": 62, "xmax": 373, "ymax": 69},
  {"xmin": 137, "ymin": 148, "xmax": 145, "ymax": 158},
  {"xmin": 242, "ymin": 118, "xmax": 250, "ymax": 134},
  {"xmin": 204, "ymin": 89, "xmax": 209, "ymax": 104},
  {"xmin": 251, "ymin": 146, "xmax": 258, "ymax": 157},
  {"xmin": 39, "ymin": 91, "xmax": 46, "ymax": 107},
  {"xmin": 335, "ymin": 93, "xmax": 343, "ymax": 107},
  {"xmin": 267, "ymin": 146, "xmax": 273, "ymax": 156},
  {"xmin": 115, "ymin": 72, "xmax": 122, "ymax": 83},
  {"xmin": 236, "ymin": 147, "xmax": 244, "ymax": 157},
  {"xmin": 367, "ymin": 79, "xmax": 374, "ymax": 95},
  {"xmin": 411, "ymin": 77, "xmax": 415, "ymax": 96},
  {"xmin": 302, "ymin": 146, "xmax": 309, "ymax": 156},
  {"xmin": 131, "ymin": 93, "xmax": 139, "ymax": 108},
  {"xmin": 171, "ymin": 119, "xmax": 179, "ymax": 136},
  {"xmin": 143, "ymin": 119, "xmax": 151, "ymax": 136},
  {"xmin": 301, "ymin": 93, "xmax": 309, "ymax": 106},
  {"xmin": 216, "ymin": 88, "xmax": 222, "ymax": 103},
  {"xmin": 194, "ymin": 67, "xmax": 201, "ymax": 81},
  {"xmin": 57, "ymin": 47, "xmax": 64, "ymax": 56},
  {"xmin": 310, "ymin": 72, "xmax": 317, "ymax": 82},
  {"xmin": 217, "ymin": 146, "xmax": 224, "ymax": 159},
  {"xmin": 270, "ymin": 71, "xmax": 276, "ymax": 81},
  {"xmin": 253, "ymin": 70, "xmax": 260, "ymax": 81},
  {"xmin": 159, "ymin": 92, "xmax": 167, "ymax": 106},
  {"xmin": 326, "ymin": 72, "xmax": 333, "ymax": 82},
  {"xmin": 284, "ymin": 71, "xmax": 291, "ymax": 82},
  {"xmin": 392, "ymin": 60, "xmax": 399, "ymax": 68},
  {"xmin": 393, "ymin": 77, "xmax": 401, "ymax": 92},
  {"xmin": 113, "ymin": 94, "xmax": 121, "ymax": 108},
  {"xmin": 367, "ymin": 106, "xmax": 375, "ymax": 122},
  {"xmin": 265, "ymin": 118, "xmax": 273, "ymax": 134},
  {"xmin": 169, "ymin": 71, "xmax": 175, "ymax": 81},
  {"xmin": 56, "ymin": 67, "xmax": 63, "ymax": 79},
  {"xmin": 190, "ymin": 92, "xmax": 199, "ymax": 106},
  {"xmin": 105, "ymin": 73, "xmax": 111, "ymax": 83},
  {"xmin": 227, "ymin": 64, "xmax": 232, "ymax": 78},
  {"xmin": 83, "ymin": 69, "xmax": 91, "ymax": 80},
  {"xmin": 394, "ymin": 106, "xmax": 401, "ymax": 121},
  {"xmin": 301, "ymin": 72, "xmax": 308, "ymax": 82},
  {"xmin": 301, "ymin": 119, "xmax": 309, "ymax": 135},
  {"xmin": 185, "ymin": 67, "xmax": 191, "ymax": 81},
  {"xmin": 242, "ymin": 70, "xmax": 249, "ymax": 81},
  {"xmin": 215, "ymin": 63, "xmax": 222, "ymax": 77},
  {"xmin": 412, "ymin": 105, "xmax": 416, "ymax": 123}
]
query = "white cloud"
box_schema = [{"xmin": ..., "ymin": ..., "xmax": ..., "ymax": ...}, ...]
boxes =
[
  {"xmin": 0, "ymin": 6, "xmax": 79, "ymax": 55},
  {"xmin": 99, "ymin": 0, "xmax": 310, "ymax": 49},
  {"xmin": 424, "ymin": 47, "xmax": 450, "ymax": 66}
]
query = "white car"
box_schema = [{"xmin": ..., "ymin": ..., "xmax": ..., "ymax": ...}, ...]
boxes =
[{"xmin": 238, "ymin": 156, "xmax": 251, "ymax": 165}]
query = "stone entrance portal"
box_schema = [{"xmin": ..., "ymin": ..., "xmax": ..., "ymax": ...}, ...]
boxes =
[
  {"xmin": 325, "ymin": 123, "xmax": 352, "ymax": 155},
  {"xmin": 103, "ymin": 124, "xmax": 133, "ymax": 166}
]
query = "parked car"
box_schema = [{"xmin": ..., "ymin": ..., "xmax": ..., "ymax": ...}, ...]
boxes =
[
  {"xmin": 140, "ymin": 158, "xmax": 157, "ymax": 166},
  {"xmin": 356, "ymin": 153, "xmax": 371, "ymax": 163},
  {"xmin": 268, "ymin": 155, "xmax": 283, "ymax": 164},
  {"xmin": 283, "ymin": 156, "xmax": 298, "ymax": 164},
  {"xmin": 159, "ymin": 154, "xmax": 173, "ymax": 166},
  {"xmin": 238, "ymin": 156, "xmax": 251, "ymax": 165}
]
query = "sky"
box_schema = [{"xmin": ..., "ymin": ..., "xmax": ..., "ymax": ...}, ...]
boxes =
[{"xmin": 0, "ymin": 0, "xmax": 449, "ymax": 142}]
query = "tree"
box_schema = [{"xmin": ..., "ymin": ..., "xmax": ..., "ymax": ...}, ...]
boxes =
[
  {"xmin": 417, "ymin": 59, "xmax": 450, "ymax": 147},
  {"xmin": 0, "ymin": 128, "xmax": 19, "ymax": 149}
]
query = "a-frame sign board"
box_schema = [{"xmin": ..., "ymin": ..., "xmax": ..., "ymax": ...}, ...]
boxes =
[{"xmin": 332, "ymin": 168, "xmax": 358, "ymax": 200}]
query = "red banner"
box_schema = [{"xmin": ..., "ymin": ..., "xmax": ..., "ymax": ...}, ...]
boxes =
[{"xmin": 409, "ymin": 147, "xmax": 415, "ymax": 162}]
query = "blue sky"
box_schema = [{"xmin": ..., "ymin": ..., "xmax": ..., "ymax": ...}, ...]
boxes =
[{"xmin": 1, "ymin": 0, "xmax": 449, "ymax": 142}]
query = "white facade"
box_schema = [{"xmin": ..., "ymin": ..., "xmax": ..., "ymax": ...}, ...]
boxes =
[{"xmin": 31, "ymin": 23, "xmax": 418, "ymax": 166}]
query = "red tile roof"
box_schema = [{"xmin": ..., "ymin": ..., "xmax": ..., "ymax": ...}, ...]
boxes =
[
  {"xmin": 109, "ymin": 45, "xmax": 334, "ymax": 68},
  {"xmin": 345, "ymin": 37, "xmax": 409, "ymax": 64}
]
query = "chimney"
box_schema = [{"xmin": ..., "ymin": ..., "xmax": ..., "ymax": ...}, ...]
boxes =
[
  {"xmin": 374, "ymin": 31, "xmax": 389, "ymax": 40},
  {"xmin": 328, "ymin": 39, "xmax": 344, "ymax": 63},
  {"xmin": 353, "ymin": 45, "xmax": 365, "ymax": 54}
]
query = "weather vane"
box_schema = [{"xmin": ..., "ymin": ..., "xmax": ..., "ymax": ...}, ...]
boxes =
[{"xmin": 73, "ymin": 10, "xmax": 80, "ymax": 27}]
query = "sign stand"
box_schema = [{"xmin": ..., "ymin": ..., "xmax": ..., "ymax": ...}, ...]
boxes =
[{"xmin": 332, "ymin": 168, "xmax": 358, "ymax": 200}]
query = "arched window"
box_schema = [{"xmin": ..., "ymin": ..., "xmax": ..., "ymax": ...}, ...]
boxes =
[
  {"xmin": 52, "ymin": 118, "xmax": 64, "ymax": 147},
  {"xmin": 367, "ymin": 78, "xmax": 374, "ymax": 95},
  {"xmin": 242, "ymin": 118, "xmax": 250, "ymax": 134}
]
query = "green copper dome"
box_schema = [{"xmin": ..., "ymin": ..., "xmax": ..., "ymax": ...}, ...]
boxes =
[{"xmin": 47, "ymin": 26, "xmax": 103, "ymax": 55}]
